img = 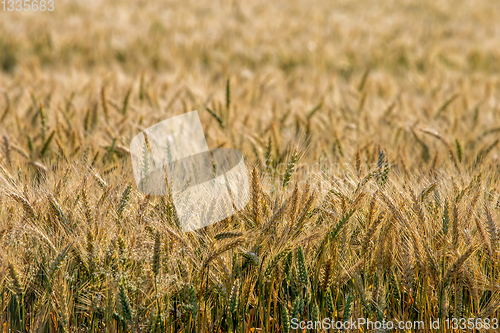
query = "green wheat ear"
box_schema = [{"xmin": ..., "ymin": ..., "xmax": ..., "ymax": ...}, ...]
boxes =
[
  {"xmin": 264, "ymin": 136, "xmax": 273, "ymax": 173},
  {"xmin": 283, "ymin": 251, "xmax": 293, "ymax": 281},
  {"xmin": 228, "ymin": 279, "xmax": 239, "ymax": 314},
  {"xmin": 152, "ymin": 232, "xmax": 161, "ymax": 278},
  {"xmin": 282, "ymin": 150, "xmax": 298, "ymax": 190},
  {"xmin": 375, "ymin": 150, "xmax": 390, "ymax": 187},
  {"xmin": 119, "ymin": 281, "xmax": 132, "ymax": 322},
  {"xmin": 188, "ymin": 285, "xmax": 198, "ymax": 315},
  {"xmin": 291, "ymin": 296, "xmax": 302, "ymax": 321},
  {"xmin": 226, "ymin": 78, "xmax": 231, "ymax": 112},
  {"xmin": 455, "ymin": 139, "xmax": 462, "ymax": 162},
  {"xmin": 281, "ymin": 304, "xmax": 290, "ymax": 333},
  {"xmin": 8, "ymin": 262, "xmax": 23, "ymax": 299},
  {"xmin": 296, "ymin": 247, "xmax": 308, "ymax": 287},
  {"xmin": 325, "ymin": 287, "xmax": 334, "ymax": 315},
  {"xmin": 240, "ymin": 251, "xmax": 259, "ymax": 267},
  {"xmin": 117, "ymin": 184, "xmax": 132, "ymax": 220},
  {"xmin": 121, "ymin": 88, "xmax": 131, "ymax": 115},
  {"xmin": 231, "ymin": 252, "xmax": 241, "ymax": 278},
  {"xmin": 265, "ymin": 246, "xmax": 292, "ymax": 278},
  {"xmin": 311, "ymin": 301, "xmax": 319, "ymax": 323},
  {"xmin": 48, "ymin": 242, "xmax": 74, "ymax": 278},
  {"xmin": 343, "ymin": 292, "xmax": 353, "ymax": 320}
]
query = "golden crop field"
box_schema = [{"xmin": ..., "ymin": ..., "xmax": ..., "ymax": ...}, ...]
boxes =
[{"xmin": 1, "ymin": 0, "xmax": 500, "ymax": 331}]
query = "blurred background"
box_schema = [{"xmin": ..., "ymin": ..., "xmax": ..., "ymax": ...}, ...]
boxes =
[
  {"xmin": 2, "ymin": 0, "xmax": 500, "ymax": 75},
  {"xmin": 0, "ymin": 0, "xmax": 500, "ymax": 76},
  {"xmin": 2, "ymin": 0, "xmax": 500, "ymax": 157}
]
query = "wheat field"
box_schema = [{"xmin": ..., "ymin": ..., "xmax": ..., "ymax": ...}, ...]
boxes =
[{"xmin": 1, "ymin": 0, "xmax": 500, "ymax": 332}]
